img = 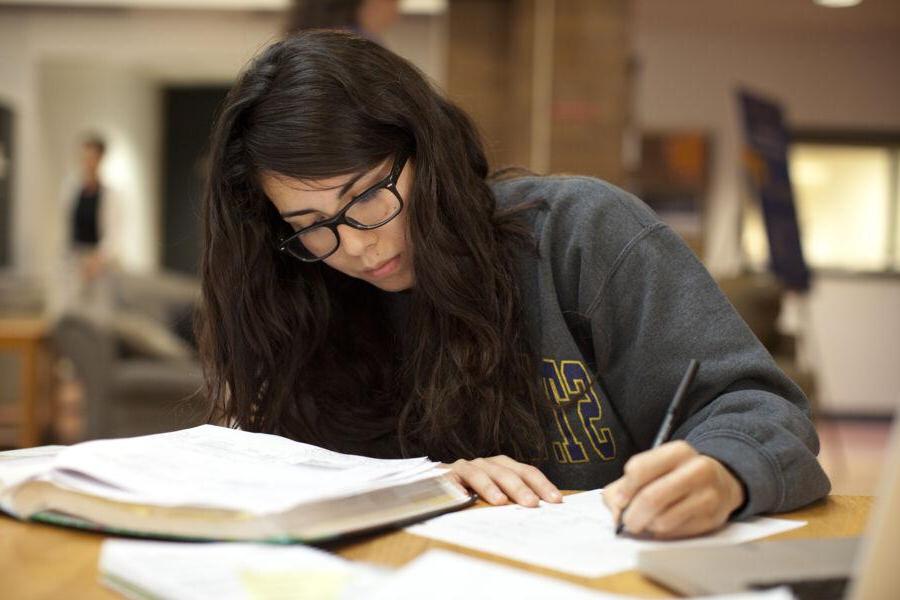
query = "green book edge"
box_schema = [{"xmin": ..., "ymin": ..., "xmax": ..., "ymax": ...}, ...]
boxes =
[{"xmin": 27, "ymin": 494, "xmax": 475, "ymax": 545}]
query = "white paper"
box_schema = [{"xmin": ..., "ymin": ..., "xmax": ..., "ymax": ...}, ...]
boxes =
[
  {"xmin": 99, "ymin": 539, "xmax": 384, "ymax": 600},
  {"xmin": 711, "ymin": 591, "xmax": 796, "ymax": 600},
  {"xmin": 369, "ymin": 549, "xmax": 797, "ymax": 600},
  {"xmin": 99, "ymin": 542, "xmax": 795, "ymax": 600},
  {"xmin": 0, "ymin": 446, "xmax": 65, "ymax": 495},
  {"xmin": 406, "ymin": 488, "xmax": 806, "ymax": 578},
  {"xmin": 39, "ymin": 425, "xmax": 443, "ymax": 513},
  {"xmin": 367, "ymin": 549, "xmax": 632, "ymax": 600}
]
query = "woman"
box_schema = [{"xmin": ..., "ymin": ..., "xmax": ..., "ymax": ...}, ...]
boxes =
[{"xmin": 198, "ymin": 31, "xmax": 830, "ymax": 539}]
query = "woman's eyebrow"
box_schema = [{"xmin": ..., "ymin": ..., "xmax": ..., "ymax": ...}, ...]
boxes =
[
  {"xmin": 277, "ymin": 174, "xmax": 365, "ymax": 218},
  {"xmin": 342, "ymin": 160, "xmax": 393, "ymax": 198},
  {"xmin": 278, "ymin": 162, "xmax": 390, "ymax": 218},
  {"xmin": 338, "ymin": 169, "xmax": 371, "ymax": 198},
  {"xmin": 279, "ymin": 207, "xmax": 317, "ymax": 218}
]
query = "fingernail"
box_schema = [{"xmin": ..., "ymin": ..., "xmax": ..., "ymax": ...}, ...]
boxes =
[
  {"xmin": 551, "ymin": 491, "xmax": 563, "ymax": 502},
  {"xmin": 491, "ymin": 491, "xmax": 506, "ymax": 503}
]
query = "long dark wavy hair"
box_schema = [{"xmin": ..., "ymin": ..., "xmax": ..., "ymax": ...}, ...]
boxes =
[{"xmin": 198, "ymin": 30, "xmax": 547, "ymax": 462}]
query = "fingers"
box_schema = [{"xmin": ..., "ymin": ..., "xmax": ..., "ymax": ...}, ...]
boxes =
[
  {"xmin": 604, "ymin": 440, "xmax": 696, "ymax": 521},
  {"xmin": 451, "ymin": 459, "xmax": 509, "ymax": 505},
  {"xmin": 620, "ymin": 441, "xmax": 696, "ymax": 500},
  {"xmin": 645, "ymin": 488, "xmax": 720, "ymax": 539},
  {"xmin": 442, "ymin": 468, "xmax": 471, "ymax": 497},
  {"xmin": 490, "ymin": 455, "xmax": 563, "ymax": 504},
  {"xmin": 619, "ymin": 453, "xmax": 740, "ymax": 539},
  {"xmin": 620, "ymin": 453, "xmax": 711, "ymax": 534},
  {"xmin": 602, "ymin": 479, "xmax": 628, "ymax": 521},
  {"xmin": 450, "ymin": 456, "xmax": 561, "ymax": 507}
]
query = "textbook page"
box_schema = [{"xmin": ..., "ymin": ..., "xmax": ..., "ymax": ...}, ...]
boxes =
[
  {"xmin": 368, "ymin": 549, "xmax": 796, "ymax": 600},
  {"xmin": 42, "ymin": 425, "xmax": 442, "ymax": 513},
  {"xmin": 406, "ymin": 488, "xmax": 806, "ymax": 578},
  {"xmin": 0, "ymin": 447, "xmax": 67, "ymax": 515},
  {"xmin": 0, "ymin": 446, "xmax": 65, "ymax": 491},
  {"xmin": 99, "ymin": 539, "xmax": 384, "ymax": 600}
]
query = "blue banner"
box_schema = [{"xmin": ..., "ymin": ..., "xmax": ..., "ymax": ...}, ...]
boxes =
[{"xmin": 737, "ymin": 89, "xmax": 810, "ymax": 292}]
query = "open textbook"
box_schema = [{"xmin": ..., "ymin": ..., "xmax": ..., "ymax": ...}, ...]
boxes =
[{"xmin": 0, "ymin": 425, "xmax": 472, "ymax": 542}]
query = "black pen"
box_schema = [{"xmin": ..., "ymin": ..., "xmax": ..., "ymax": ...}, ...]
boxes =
[{"xmin": 614, "ymin": 358, "xmax": 700, "ymax": 536}]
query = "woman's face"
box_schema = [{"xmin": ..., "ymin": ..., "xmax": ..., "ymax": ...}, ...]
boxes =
[{"xmin": 261, "ymin": 156, "xmax": 415, "ymax": 292}]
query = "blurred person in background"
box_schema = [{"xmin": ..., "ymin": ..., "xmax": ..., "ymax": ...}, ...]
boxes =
[
  {"xmin": 52, "ymin": 134, "xmax": 122, "ymax": 444},
  {"xmin": 59, "ymin": 133, "xmax": 120, "ymax": 319},
  {"xmin": 286, "ymin": 0, "xmax": 400, "ymax": 41}
]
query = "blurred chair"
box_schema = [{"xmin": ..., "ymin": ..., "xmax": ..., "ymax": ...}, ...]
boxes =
[
  {"xmin": 52, "ymin": 270, "xmax": 206, "ymax": 440},
  {"xmin": 0, "ymin": 274, "xmax": 49, "ymax": 448},
  {"xmin": 0, "ymin": 273, "xmax": 45, "ymax": 316}
]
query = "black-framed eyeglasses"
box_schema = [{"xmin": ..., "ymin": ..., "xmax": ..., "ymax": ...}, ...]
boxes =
[{"xmin": 278, "ymin": 153, "xmax": 409, "ymax": 262}]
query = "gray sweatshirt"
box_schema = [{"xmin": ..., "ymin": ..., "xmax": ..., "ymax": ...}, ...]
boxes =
[{"xmin": 492, "ymin": 175, "xmax": 831, "ymax": 518}]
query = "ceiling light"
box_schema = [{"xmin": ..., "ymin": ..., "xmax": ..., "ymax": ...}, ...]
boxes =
[{"xmin": 813, "ymin": 0, "xmax": 863, "ymax": 7}]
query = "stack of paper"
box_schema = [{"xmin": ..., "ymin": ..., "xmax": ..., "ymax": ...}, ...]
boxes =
[
  {"xmin": 98, "ymin": 541, "xmax": 797, "ymax": 600},
  {"xmin": 35, "ymin": 425, "xmax": 442, "ymax": 513},
  {"xmin": 99, "ymin": 539, "xmax": 384, "ymax": 600},
  {"xmin": 406, "ymin": 488, "xmax": 806, "ymax": 578}
]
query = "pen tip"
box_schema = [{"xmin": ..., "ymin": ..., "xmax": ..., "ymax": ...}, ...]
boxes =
[{"xmin": 615, "ymin": 522, "xmax": 625, "ymax": 536}]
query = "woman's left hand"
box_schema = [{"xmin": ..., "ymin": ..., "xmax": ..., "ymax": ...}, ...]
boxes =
[
  {"xmin": 444, "ymin": 455, "xmax": 563, "ymax": 507},
  {"xmin": 602, "ymin": 441, "xmax": 745, "ymax": 539}
]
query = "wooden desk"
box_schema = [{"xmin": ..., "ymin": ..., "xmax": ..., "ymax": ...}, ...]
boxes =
[
  {"xmin": 0, "ymin": 318, "xmax": 52, "ymax": 448},
  {"xmin": 0, "ymin": 495, "xmax": 871, "ymax": 599}
]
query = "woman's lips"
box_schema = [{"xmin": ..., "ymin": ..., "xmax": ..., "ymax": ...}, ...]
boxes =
[{"xmin": 365, "ymin": 255, "xmax": 401, "ymax": 279}]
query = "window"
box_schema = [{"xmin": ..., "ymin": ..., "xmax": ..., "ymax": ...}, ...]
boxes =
[
  {"xmin": 894, "ymin": 156, "xmax": 900, "ymax": 271},
  {"xmin": 742, "ymin": 134, "xmax": 900, "ymax": 274}
]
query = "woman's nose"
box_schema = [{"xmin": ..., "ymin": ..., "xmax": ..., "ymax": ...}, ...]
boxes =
[{"xmin": 337, "ymin": 224, "xmax": 377, "ymax": 256}]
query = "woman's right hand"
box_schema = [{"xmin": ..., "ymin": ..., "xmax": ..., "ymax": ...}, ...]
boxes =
[{"xmin": 445, "ymin": 456, "xmax": 563, "ymax": 507}]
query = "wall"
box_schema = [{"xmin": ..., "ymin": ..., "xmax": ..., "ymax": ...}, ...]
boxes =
[
  {"xmin": 634, "ymin": 1, "xmax": 900, "ymax": 414},
  {"xmin": 807, "ymin": 277, "xmax": 900, "ymax": 415},
  {"xmin": 384, "ymin": 14, "xmax": 447, "ymax": 88}
]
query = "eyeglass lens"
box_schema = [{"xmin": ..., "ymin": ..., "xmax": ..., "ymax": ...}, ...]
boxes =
[{"xmin": 286, "ymin": 186, "xmax": 402, "ymax": 259}]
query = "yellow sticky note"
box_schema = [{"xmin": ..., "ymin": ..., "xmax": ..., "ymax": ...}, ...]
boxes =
[{"xmin": 240, "ymin": 569, "xmax": 346, "ymax": 600}]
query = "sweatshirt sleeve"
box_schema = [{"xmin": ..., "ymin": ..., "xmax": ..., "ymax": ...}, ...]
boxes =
[{"xmin": 587, "ymin": 222, "xmax": 831, "ymax": 518}]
